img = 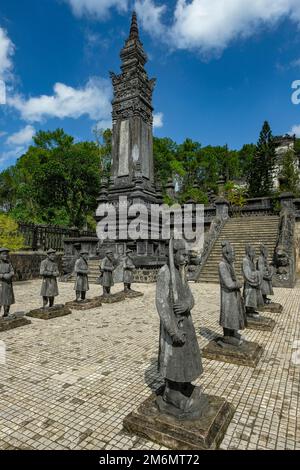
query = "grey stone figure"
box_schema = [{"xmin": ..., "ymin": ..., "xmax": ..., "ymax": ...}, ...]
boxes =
[
  {"xmin": 40, "ymin": 249, "xmax": 59, "ymax": 308},
  {"xmin": 123, "ymin": 249, "xmax": 135, "ymax": 292},
  {"xmin": 99, "ymin": 250, "xmax": 115, "ymax": 296},
  {"xmin": 155, "ymin": 238, "xmax": 207, "ymax": 420},
  {"xmin": 0, "ymin": 247, "xmax": 15, "ymax": 318},
  {"xmin": 242, "ymin": 244, "xmax": 264, "ymax": 317},
  {"xmin": 219, "ymin": 241, "xmax": 247, "ymax": 346},
  {"xmin": 257, "ymin": 244, "xmax": 274, "ymax": 305},
  {"xmin": 74, "ymin": 251, "xmax": 89, "ymax": 301}
]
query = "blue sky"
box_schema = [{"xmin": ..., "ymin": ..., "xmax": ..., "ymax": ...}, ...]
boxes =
[{"xmin": 1, "ymin": 0, "xmax": 300, "ymax": 171}]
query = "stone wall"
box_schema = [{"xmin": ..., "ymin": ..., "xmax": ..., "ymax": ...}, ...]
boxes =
[
  {"xmin": 10, "ymin": 252, "xmax": 63, "ymax": 282},
  {"xmin": 133, "ymin": 268, "xmax": 160, "ymax": 283}
]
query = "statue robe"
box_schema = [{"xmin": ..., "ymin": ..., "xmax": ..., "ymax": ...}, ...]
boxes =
[
  {"xmin": 0, "ymin": 260, "xmax": 15, "ymax": 306},
  {"xmin": 242, "ymin": 256, "xmax": 264, "ymax": 309},
  {"xmin": 40, "ymin": 259, "xmax": 59, "ymax": 297},
  {"xmin": 74, "ymin": 258, "xmax": 89, "ymax": 292},
  {"xmin": 156, "ymin": 264, "xmax": 203, "ymax": 383},
  {"xmin": 99, "ymin": 257, "xmax": 114, "ymax": 287},
  {"xmin": 257, "ymin": 255, "xmax": 274, "ymax": 297},
  {"xmin": 123, "ymin": 256, "xmax": 135, "ymax": 284},
  {"xmin": 219, "ymin": 258, "xmax": 246, "ymax": 330}
]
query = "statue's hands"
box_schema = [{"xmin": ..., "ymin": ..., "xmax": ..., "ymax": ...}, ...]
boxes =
[
  {"xmin": 173, "ymin": 301, "xmax": 187, "ymax": 316},
  {"xmin": 236, "ymin": 281, "xmax": 243, "ymax": 289},
  {"xmin": 171, "ymin": 331, "xmax": 186, "ymax": 346},
  {"xmin": 3, "ymin": 273, "xmax": 12, "ymax": 281}
]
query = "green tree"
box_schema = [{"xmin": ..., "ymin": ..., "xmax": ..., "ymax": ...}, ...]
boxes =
[
  {"xmin": 248, "ymin": 121, "xmax": 276, "ymax": 197},
  {"xmin": 279, "ymin": 149, "xmax": 300, "ymax": 195},
  {"xmin": 238, "ymin": 143, "xmax": 256, "ymax": 180},
  {"xmin": 0, "ymin": 214, "xmax": 25, "ymax": 251}
]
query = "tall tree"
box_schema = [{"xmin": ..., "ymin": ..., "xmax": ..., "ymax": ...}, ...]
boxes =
[
  {"xmin": 279, "ymin": 149, "xmax": 300, "ymax": 195},
  {"xmin": 248, "ymin": 121, "xmax": 276, "ymax": 197}
]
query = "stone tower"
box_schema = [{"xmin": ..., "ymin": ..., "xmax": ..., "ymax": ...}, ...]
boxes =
[{"xmin": 96, "ymin": 12, "xmax": 166, "ymax": 264}]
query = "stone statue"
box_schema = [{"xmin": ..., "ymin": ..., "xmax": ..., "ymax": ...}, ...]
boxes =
[
  {"xmin": 242, "ymin": 244, "xmax": 264, "ymax": 317},
  {"xmin": 99, "ymin": 250, "xmax": 115, "ymax": 296},
  {"xmin": 123, "ymin": 249, "xmax": 135, "ymax": 292},
  {"xmin": 0, "ymin": 248, "xmax": 15, "ymax": 318},
  {"xmin": 74, "ymin": 251, "xmax": 89, "ymax": 302},
  {"xmin": 257, "ymin": 244, "xmax": 274, "ymax": 305},
  {"xmin": 155, "ymin": 238, "xmax": 207, "ymax": 420},
  {"xmin": 218, "ymin": 241, "xmax": 247, "ymax": 346},
  {"xmin": 40, "ymin": 249, "xmax": 59, "ymax": 308}
]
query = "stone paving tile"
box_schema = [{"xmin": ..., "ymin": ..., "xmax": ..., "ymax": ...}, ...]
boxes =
[{"xmin": 0, "ymin": 279, "xmax": 299, "ymax": 450}]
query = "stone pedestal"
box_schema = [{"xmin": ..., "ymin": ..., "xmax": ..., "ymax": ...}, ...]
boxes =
[
  {"xmin": 0, "ymin": 313, "xmax": 31, "ymax": 332},
  {"xmin": 246, "ymin": 315, "xmax": 275, "ymax": 331},
  {"xmin": 65, "ymin": 298, "xmax": 102, "ymax": 310},
  {"xmin": 124, "ymin": 290, "xmax": 144, "ymax": 299},
  {"xmin": 123, "ymin": 389, "xmax": 234, "ymax": 450},
  {"xmin": 202, "ymin": 339, "xmax": 263, "ymax": 367},
  {"xmin": 27, "ymin": 304, "xmax": 72, "ymax": 320},
  {"xmin": 98, "ymin": 292, "xmax": 128, "ymax": 304},
  {"xmin": 259, "ymin": 303, "xmax": 283, "ymax": 314}
]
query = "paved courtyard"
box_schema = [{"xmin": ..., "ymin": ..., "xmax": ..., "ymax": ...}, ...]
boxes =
[{"xmin": 0, "ymin": 279, "xmax": 299, "ymax": 450}]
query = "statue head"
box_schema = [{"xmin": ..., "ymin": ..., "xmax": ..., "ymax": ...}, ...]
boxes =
[
  {"xmin": 260, "ymin": 244, "xmax": 268, "ymax": 258},
  {"xmin": 47, "ymin": 248, "xmax": 56, "ymax": 261},
  {"xmin": 173, "ymin": 239, "xmax": 188, "ymax": 268},
  {"xmin": 245, "ymin": 244, "xmax": 255, "ymax": 261},
  {"xmin": 221, "ymin": 241, "xmax": 235, "ymax": 264},
  {"xmin": 126, "ymin": 249, "xmax": 133, "ymax": 259},
  {"xmin": 0, "ymin": 247, "xmax": 9, "ymax": 262},
  {"xmin": 106, "ymin": 250, "xmax": 114, "ymax": 261},
  {"xmin": 80, "ymin": 251, "xmax": 88, "ymax": 261}
]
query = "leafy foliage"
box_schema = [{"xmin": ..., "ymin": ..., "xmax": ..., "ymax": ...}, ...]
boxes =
[{"xmin": 0, "ymin": 214, "xmax": 25, "ymax": 251}]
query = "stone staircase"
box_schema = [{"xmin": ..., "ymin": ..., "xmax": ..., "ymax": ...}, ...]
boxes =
[{"xmin": 197, "ymin": 215, "xmax": 279, "ymax": 283}]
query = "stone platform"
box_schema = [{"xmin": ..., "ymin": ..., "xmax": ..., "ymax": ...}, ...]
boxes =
[
  {"xmin": 65, "ymin": 298, "xmax": 102, "ymax": 310},
  {"xmin": 259, "ymin": 302, "xmax": 283, "ymax": 314},
  {"xmin": 98, "ymin": 292, "xmax": 128, "ymax": 304},
  {"xmin": 246, "ymin": 315, "xmax": 276, "ymax": 331},
  {"xmin": 26, "ymin": 304, "xmax": 72, "ymax": 320},
  {"xmin": 123, "ymin": 390, "xmax": 235, "ymax": 450},
  {"xmin": 124, "ymin": 290, "xmax": 144, "ymax": 299},
  {"xmin": 0, "ymin": 313, "xmax": 31, "ymax": 332},
  {"xmin": 202, "ymin": 339, "xmax": 263, "ymax": 367}
]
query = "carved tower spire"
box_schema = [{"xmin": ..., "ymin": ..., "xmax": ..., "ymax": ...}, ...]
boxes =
[{"xmin": 110, "ymin": 11, "xmax": 156, "ymax": 190}]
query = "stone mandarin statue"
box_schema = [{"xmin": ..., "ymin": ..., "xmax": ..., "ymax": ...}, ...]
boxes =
[
  {"xmin": 74, "ymin": 251, "xmax": 89, "ymax": 302},
  {"xmin": 155, "ymin": 238, "xmax": 207, "ymax": 419},
  {"xmin": 40, "ymin": 248, "xmax": 60, "ymax": 308},
  {"xmin": 242, "ymin": 244, "xmax": 264, "ymax": 317},
  {"xmin": 123, "ymin": 249, "xmax": 135, "ymax": 292},
  {"xmin": 218, "ymin": 241, "xmax": 247, "ymax": 346},
  {"xmin": 0, "ymin": 247, "xmax": 15, "ymax": 318},
  {"xmin": 257, "ymin": 244, "xmax": 274, "ymax": 305},
  {"xmin": 100, "ymin": 250, "xmax": 115, "ymax": 296}
]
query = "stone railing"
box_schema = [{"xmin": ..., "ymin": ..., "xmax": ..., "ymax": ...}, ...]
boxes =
[
  {"xmin": 229, "ymin": 196, "xmax": 276, "ymax": 218},
  {"xmin": 18, "ymin": 222, "xmax": 95, "ymax": 252}
]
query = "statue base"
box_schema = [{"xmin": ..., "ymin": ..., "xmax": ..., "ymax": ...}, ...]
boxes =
[
  {"xmin": 246, "ymin": 315, "xmax": 275, "ymax": 331},
  {"xmin": 98, "ymin": 292, "xmax": 128, "ymax": 303},
  {"xmin": 65, "ymin": 298, "xmax": 102, "ymax": 310},
  {"xmin": 202, "ymin": 339, "xmax": 263, "ymax": 367},
  {"xmin": 259, "ymin": 302, "xmax": 283, "ymax": 314},
  {"xmin": 123, "ymin": 389, "xmax": 234, "ymax": 450},
  {"xmin": 27, "ymin": 304, "xmax": 72, "ymax": 320},
  {"xmin": 124, "ymin": 289, "xmax": 144, "ymax": 299},
  {"xmin": 0, "ymin": 312, "xmax": 31, "ymax": 332}
]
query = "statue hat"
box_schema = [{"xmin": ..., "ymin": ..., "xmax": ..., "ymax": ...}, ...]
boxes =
[
  {"xmin": 80, "ymin": 250, "xmax": 89, "ymax": 255},
  {"xmin": 126, "ymin": 249, "xmax": 133, "ymax": 254},
  {"xmin": 47, "ymin": 248, "xmax": 56, "ymax": 254},
  {"xmin": 105, "ymin": 249, "xmax": 113, "ymax": 255}
]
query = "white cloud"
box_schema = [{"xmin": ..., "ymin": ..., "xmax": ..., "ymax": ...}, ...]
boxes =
[
  {"xmin": 134, "ymin": 0, "xmax": 300, "ymax": 55},
  {"xmin": 291, "ymin": 125, "xmax": 300, "ymax": 137},
  {"xmin": 6, "ymin": 125, "xmax": 35, "ymax": 146},
  {"xmin": 64, "ymin": 0, "xmax": 129, "ymax": 19},
  {"xmin": 153, "ymin": 111, "xmax": 163, "ymax": 128},
  {"xmin": 8, "ymin": 77, "xmax": 112, "ymax": 123},
  {"xmin": 0, "ymin": 26, "xmax": 14, "ymax": 80},
  {"xmin": 0, "ymin": 146, "xmax": 25, "ymax": 166}
]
